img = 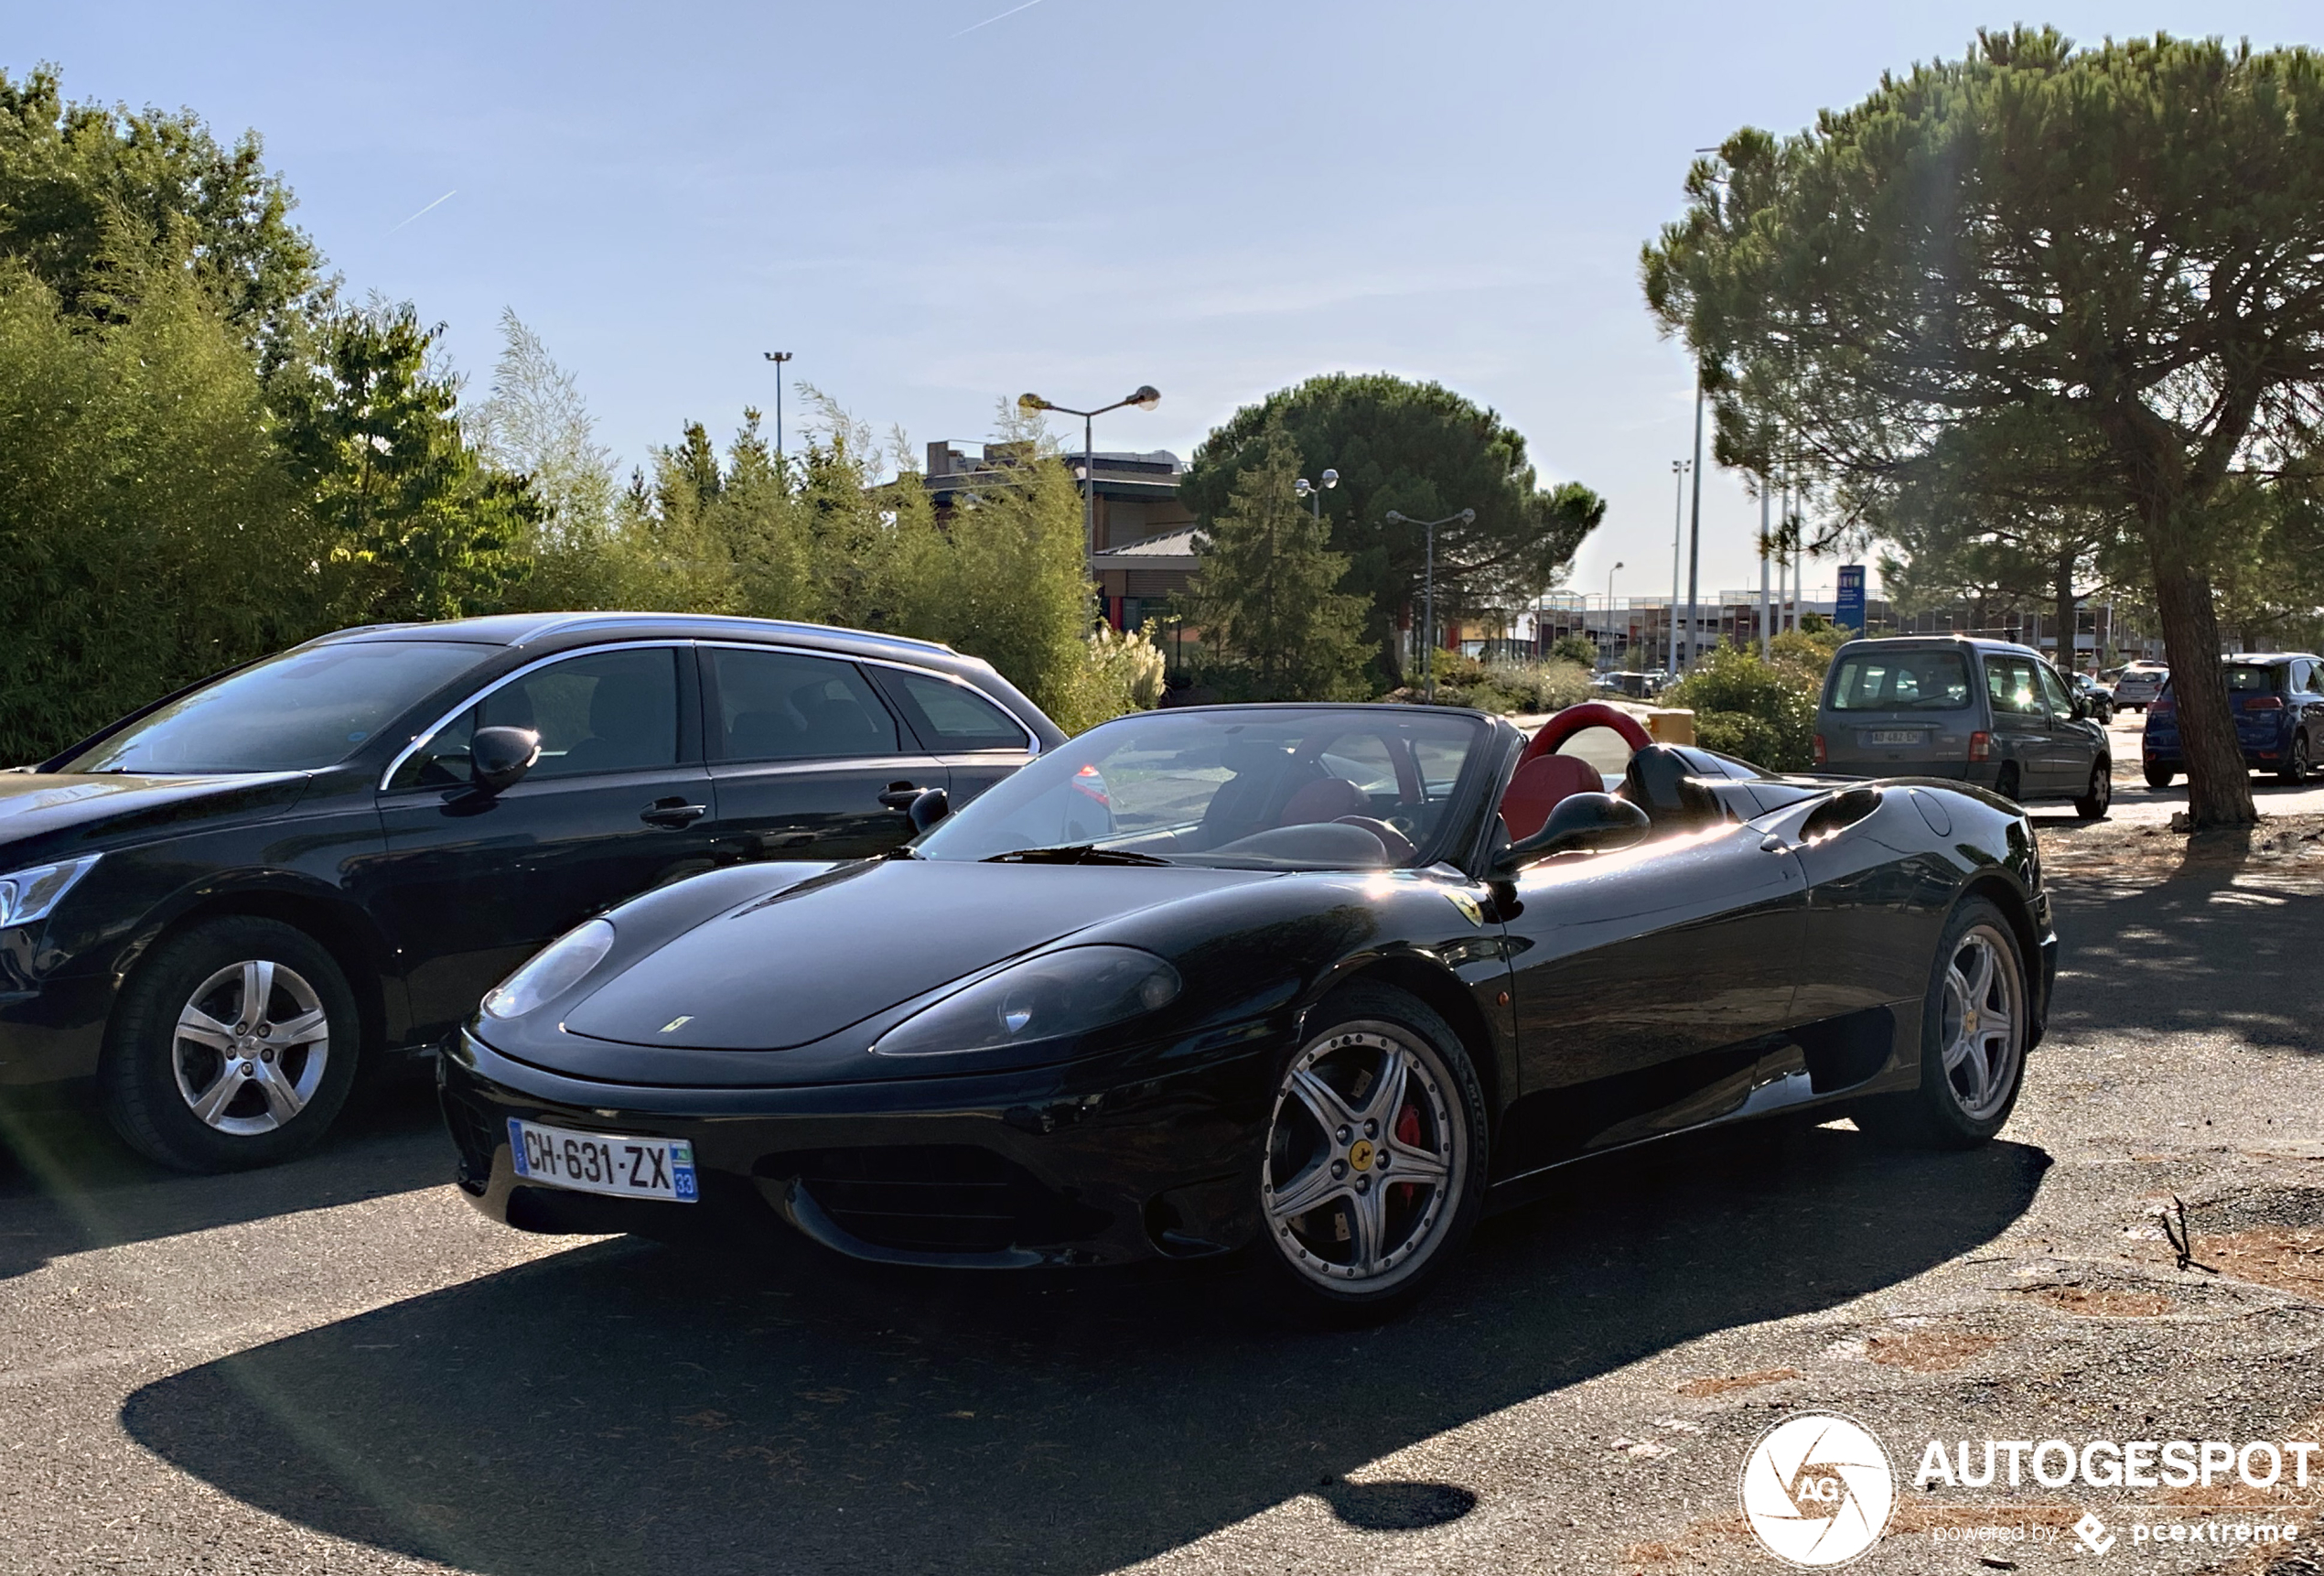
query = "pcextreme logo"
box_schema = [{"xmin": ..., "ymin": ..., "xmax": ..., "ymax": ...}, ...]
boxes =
[{"xmin": 1739, "ymin": 1412, "xmax": 1898, "ymax": 1568}]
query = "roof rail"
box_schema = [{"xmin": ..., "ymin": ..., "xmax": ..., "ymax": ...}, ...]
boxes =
[{"xmin": 522, "ymin": 610, "xmax": 956, "ymax": 654}]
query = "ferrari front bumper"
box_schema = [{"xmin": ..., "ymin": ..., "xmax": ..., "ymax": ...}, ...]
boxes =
[{"xmin": 439, "ymin": 1025, "xmax": 1285, "ymax": 1268}]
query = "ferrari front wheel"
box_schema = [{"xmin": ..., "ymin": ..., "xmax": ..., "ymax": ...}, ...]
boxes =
[{"xmin": 1250, "ymin": 983, "xmax": 1488, "ymax": 1323}]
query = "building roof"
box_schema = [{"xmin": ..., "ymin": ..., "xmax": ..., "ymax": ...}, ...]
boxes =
[{"xmin": 1090, "ymin": 525, "xmax": 1202, "ymax": 570}]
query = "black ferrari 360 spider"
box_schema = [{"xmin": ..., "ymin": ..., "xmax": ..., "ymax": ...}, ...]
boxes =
[{"xmin": 441, "ymin": 701, "xmax": 2055, "ymax": 1318}]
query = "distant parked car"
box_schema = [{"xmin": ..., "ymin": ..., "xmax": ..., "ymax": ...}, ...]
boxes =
[
  {"xmin": 2140, "ymin": 653, "xmax": 2324, "ymax": 788},
  {"xmin": 0, "ymin": 612, "xmax": 1062, "ymax": 1172},
  {"xmin": 1815, "ymin": 636, "xmax": 2112, "ymax": 817},
  {"xmin": 2071, "ymin": 673, "xmax": 2115, "ymax": 725},
  {"xmin": 2113, "ymin": 664, "xmax": 2169, "ymax": 711}
]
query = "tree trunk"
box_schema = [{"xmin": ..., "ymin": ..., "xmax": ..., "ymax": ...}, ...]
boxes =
[
  {"xmin": 2053, "ymin": 548, "xmax": 2078, "ymax": 675},
  {"xmin": 2147, "ymin": 540, "xmax": 2254, "ymax": 826}
]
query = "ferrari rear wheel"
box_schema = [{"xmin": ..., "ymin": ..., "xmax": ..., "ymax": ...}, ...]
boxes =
[
  {"xmin": 1251, "ymin": 983, "xmax": 1487, "ymax": 1322},
  {"xmin": 1858, "ymin": 897, "xmax": 2028, "ymax": 1150}
]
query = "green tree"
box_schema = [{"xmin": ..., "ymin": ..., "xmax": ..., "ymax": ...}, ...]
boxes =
[
  {"xmin": 1178, "ymin": 373, "xmax": 1604, "ymax": 685},
  {"xmin": 0, "ymin": 66, "xmax": 319, "ymax": 349},
  {"xmin": 275, "ymin": 300, "xmax": 538, "ymax": 622},
  {"xmin": 1547, "ymin": 633, "xmax": 1599, "ymax": 668},
  {"xmin": 1178, "ymin": 418, "xmax": 1372, "ymax": 700},
  {"xmin": 1645, "ymin": 30, "xmax": 2324, "ymax": 826}
]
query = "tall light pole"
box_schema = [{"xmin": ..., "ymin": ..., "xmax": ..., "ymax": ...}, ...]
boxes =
[
  {"xmin": 1669, "ymin": 459, "xmax": 1689, "ymax": 672},
  {"xmin": 761, "ymin": 351, "xmax": 792, "ymax": 467},
  {"xmin": 1017, "ymin": 385, "xmax": 1162, "ymax": 567},
  {"xmin": 1386, "ymin": 509, "xmax": 1475, "ymax": 703},
  {"xmin": 1294, "ymin": 469, "xmax": 1339, "ymax": 520},
  {"xmin": 1759, "ymin": 470, "xmax": 1771, "ymax": 659},
  {"xmin": 1606, "ymin": 560, "xmax": 1623, "ymax": 669},
  {"xmin": 1684, "ymin": 372, "xmax": 1705, "ymax": 671}
]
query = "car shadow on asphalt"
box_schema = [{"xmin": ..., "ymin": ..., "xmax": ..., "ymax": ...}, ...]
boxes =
[
  {"xmin": 0, "ymin": 1073, "xmax": 454, "ymax": 1280},
  {"xmin": 2040, "ymin": 828, "xmax": 2324, "ymax": 1057},
  {"xmin": 118, "ymin": 1126, "xmax": 2049, "ymax": 1576}
]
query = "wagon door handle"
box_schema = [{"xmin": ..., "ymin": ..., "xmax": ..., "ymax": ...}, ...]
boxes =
[
  {"xmin": 640, "ymin": 797, "xmax": 708, "ymax": 827},
  {"xmin": 877, "ymin": 782, "xmax": 924, "ymax": 810}
]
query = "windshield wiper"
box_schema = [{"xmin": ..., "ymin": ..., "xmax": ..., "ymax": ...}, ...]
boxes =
[{"xmin": 982, "ymin": 844, "xmax": 1174, "ymax": 867}]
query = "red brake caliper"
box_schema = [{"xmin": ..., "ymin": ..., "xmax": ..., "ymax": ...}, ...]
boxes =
[{"xmin": 1393, "ymin": 1102, "xmax": 1422, "ymax": 1208}]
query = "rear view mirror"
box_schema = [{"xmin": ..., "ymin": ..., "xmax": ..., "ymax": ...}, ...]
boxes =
[
  {"xmin": 469, "ymin": 727, "xmax": 541, "ymax": 794},
  {"xmin": 1493, "ymin": 791, "xmax": 1651, "ymax": 876}
]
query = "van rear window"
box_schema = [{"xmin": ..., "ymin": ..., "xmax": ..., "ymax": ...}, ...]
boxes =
[{"xmin": 1827, "ymin": 651, "xmax": 1973, "ymax": 711}]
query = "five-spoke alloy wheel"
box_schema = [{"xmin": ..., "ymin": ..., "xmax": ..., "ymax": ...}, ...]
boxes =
[
  {"xmin": 1253, "ymin": 984, "xmax": 1487, "ymax": 1321},
  {"xmin": 101, "ymin": 916, "xmax": 360, "ymax": 1172},
  {"xmin": 1859, "ymin": 896, "xmax": 2029, "ymax": 1149}
]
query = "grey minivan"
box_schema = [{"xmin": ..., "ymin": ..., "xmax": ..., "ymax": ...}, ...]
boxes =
[{"xmin": 1816, "ymin": 636, "xmax": 2112, "ymax": 817}]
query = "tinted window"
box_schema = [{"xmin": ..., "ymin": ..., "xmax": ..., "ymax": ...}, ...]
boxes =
[
  {"xmin": 1986, "ymin": 658, "xmax": 2041, "ymax": 716},
  {"xmin": 2225, "ymin": 663, "xmax": 2282, "ymax": 695},
  {"xmin": 1826, "ymin": 650, "xmax": 1973, "ymax": 710},
  {"xmin": 395, "ymin": 647, "xmax": 680, "ymax": 788},
  {"xmin": 709, "ymin": 648, "xmax": 900, "ymax": 761},
  {"xmin": 884, "ymin": 671, "xmax": 1027, "ymax": 751},
  {"xmin": 65, "ymin": 641, "xmax": 496, "ymax": 774},
  {"xmin": 2304, "ymin": 663, "xmax": 2324, "ymax": 696}
]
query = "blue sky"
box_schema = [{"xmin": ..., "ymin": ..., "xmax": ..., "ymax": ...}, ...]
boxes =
[{"xmin": 6, "ymin": 1, "xmax": 2316, "ymax": 602}]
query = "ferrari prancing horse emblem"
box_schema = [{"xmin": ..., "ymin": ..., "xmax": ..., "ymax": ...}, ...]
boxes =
[
  {"xmin": 1445, "ymin": 890, "xmax": 1484, "ymax": 927},
  {"xmin": 1348, "ymin": 1139, "xmax": 1376, "ymax": 1171}
]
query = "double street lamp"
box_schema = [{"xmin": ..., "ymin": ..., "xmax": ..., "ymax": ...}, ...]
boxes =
[
  {"xmin": 1385, "ymin": 508, "xmax": 1475, "ymax": 704},
  {"xmin": 1017, "ymin": 385, "xmax": 1162, "ymax": 564},
  {"xmin": 1295, "ymin": 469, "xmax": 1339, "ymax": 518}
]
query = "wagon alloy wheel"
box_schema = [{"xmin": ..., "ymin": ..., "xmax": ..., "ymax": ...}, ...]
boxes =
[
  {"xmin": 2280, "ymin": 732, "xmax": 2310, "ymax": 784},
  {"xmin": 171, "ymin": 959, "xmax": 332, "ymax": 1134},
  {"xmin": 1937, "ymin": 924, "xmax": 2021, "ymax": 1123},
  {"xmin": 1256, "ymin": 993, "xmax": 1484, "ymax": 1317},
  {"xmin": 99, "ymin": 915, "xmax": 360, "ymax": 1172}
]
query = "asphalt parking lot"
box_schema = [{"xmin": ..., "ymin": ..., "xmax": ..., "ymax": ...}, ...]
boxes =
[{"xmin": 3, "ymin": 751, "xmax": 2320, "ymax": 1575}]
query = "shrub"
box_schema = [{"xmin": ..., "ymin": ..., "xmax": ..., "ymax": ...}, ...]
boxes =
[{"xmin": 1664, "ymin": 645, "xmax": 1818, "ymax": 771}]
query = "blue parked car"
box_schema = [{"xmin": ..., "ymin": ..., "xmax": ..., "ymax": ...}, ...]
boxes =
[{"xmin": 2142, "ymin": 653, "xmax": 2324, "ymax": 788}]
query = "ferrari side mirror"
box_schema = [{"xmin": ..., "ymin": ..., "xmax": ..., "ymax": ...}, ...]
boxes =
[
  {"xmin": 908, "ymin": 786, "xmax": 952, "ymax": 833},
  {"xmin": 1493, "ymin": 792, "xmax": 1651, "ymax": 876},
  {"xmin": 468, "ymin": 727, "xmax": 541, "ymax": 794}
]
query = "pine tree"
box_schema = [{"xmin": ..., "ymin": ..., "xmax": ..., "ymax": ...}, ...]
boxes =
[{"xmin": 1182, "ymin": 417, "xmax": 1372, "ymax": 700}]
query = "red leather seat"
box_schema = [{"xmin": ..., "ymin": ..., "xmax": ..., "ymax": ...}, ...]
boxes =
[{"xmin": 1499, "ymin": 753, "xmax": 1599, "ymax": 840}]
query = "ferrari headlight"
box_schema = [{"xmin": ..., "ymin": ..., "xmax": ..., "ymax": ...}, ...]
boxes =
[
  {"xmin": 482, "ymin": 919, "xmax": 616, "ymax": 1019},
  {"xmin": 0, "ymin": 854, "xmax": 101, "ymax": 929},
  {"xmin": 873, "ymin": 945, "xmax": 1181, "ymax": 1057}
]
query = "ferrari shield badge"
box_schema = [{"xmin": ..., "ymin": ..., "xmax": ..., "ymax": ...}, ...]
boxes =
[{"xmin": 1445, "ymin": 890, "xmax": 1485, "ymax": 927}]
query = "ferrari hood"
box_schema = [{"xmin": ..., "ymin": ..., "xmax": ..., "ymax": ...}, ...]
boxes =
[{"xmin": 562, "ymin": 858, "xmax": 1272, "ymax": 1051}]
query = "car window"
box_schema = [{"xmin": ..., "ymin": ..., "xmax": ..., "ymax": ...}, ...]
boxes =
[
  {"xmin": 879, "ymin": 670, "xmax": 1028, "ymax": 751},
  {"xmin": 1986, "ymin": 658, "xmax": 2042, "ymax": 716},
  {"xmin": 2225, "ymin": 663, "xmax": 2279, "ymax": 695},
  {"xmin": 708, "ymin": 648, "xmax": 900, "ymax": 761},
  {"xmin": 1826, "ymin": 650, "xmax": 1972, "ymax": 710},
  {"xmin": 2305, "ymin": 662, "xmax": 2324, "ymax": 696},
  {"xmin": 2036, "ymin": 664, "xmax": 2075, "ymax": 716},
  {"xmin": 64, "ymin": 641, "xmax": 497, "ymax": 775},
  {"xmin": 394, "ymin": 647, "xmax": 681, "ymax": 788}
]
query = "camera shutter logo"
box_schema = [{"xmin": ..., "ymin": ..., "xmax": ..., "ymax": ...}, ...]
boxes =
[{"xmin": 1739, "ymin": 1413, "xmax": 1896, "ymax": 1567}]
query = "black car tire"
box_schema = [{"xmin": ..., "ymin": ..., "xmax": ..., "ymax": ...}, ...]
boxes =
[
  {"xmin": 100, "ymin": 916, "xmax": 361, "ymax": 1172},
  {"xmin": 2073, "ymin": 761, "xmax": 2111, "ymax": 820},
  {"xmin": 2278, "ymin": 731, "xmax": 2310, "ymax": 785},
  {"xmin": 1994, "ymin": 763, "xmax": 2022, "ymax": 804},
  {"xmin": 1857, "ymin": 896, "xmax": 2028, "ymax": 1151},
  {"xmin": 1248, "ymin": 982, "xmax": 1489, "ymax": 1325},
  {"xmin": 2144, "ymin": 764, "xmax": 2175, "ymax": 790}
]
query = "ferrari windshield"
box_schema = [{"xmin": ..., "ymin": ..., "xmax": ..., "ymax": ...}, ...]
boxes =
[
  {"xmin": 915, "ymin": 708, "xmax": 1490, "ymax": 869},
  {"xmin": 59, "ymin": 640, "xmax": 497, "ymax": 774}
]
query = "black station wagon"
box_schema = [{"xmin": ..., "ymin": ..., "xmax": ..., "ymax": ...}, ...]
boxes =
[{"xmin": 0, "ymin": 613, "xmax": 1061, "ymax": 1172}]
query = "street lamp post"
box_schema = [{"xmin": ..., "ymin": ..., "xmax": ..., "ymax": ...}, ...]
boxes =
[
  {"xmin": 1606, "ymin": 560, "xmax": 1623, "ymax": 670},
  {"xmin": 1385, "ymin": 509, "xmax": 1475, "ymax": 704},
  {"xmin": 761, "ymin": 351, "xmax": 793, "ymax": 467},
  {"xmin": 1294, "ymin": 469, "xmax": 1339, "ymax": 520},
  {"xmin": 1017, "ymin": 386, "xmax": 1162, "ymax": 567},
  {"xmin": 1669, "ymin": 459, "xmax": 1689, "ymax": 673}
]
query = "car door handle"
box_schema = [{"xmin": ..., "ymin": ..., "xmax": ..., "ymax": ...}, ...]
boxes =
[
  {"xmin": 640, "ymin": 797, "xmax": 708, "ymax": 828},
  {"xmin": 877, "ymin": 783, "xmax": 924, "ymax": 811}
]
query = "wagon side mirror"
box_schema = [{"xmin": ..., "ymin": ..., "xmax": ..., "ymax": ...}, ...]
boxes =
[
  {"xmin": 908, "ymin": 786, "xmax": 951, "ymax": 832},
  {"xmin": 2070, "ymin": 696, "xmax": 2090, "ymax": 719},
  {"xmin": 469, "ymin": 727, "xmax": 541, "ymax": 794},
  {"xmin": 1493, "ymin": 792, "xmax": 1652, "ymax": 876}
]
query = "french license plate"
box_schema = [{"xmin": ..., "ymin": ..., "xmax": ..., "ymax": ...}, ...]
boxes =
[
  {"xmin": 507, "ymin": 1118, "xmax": 697, "ymax": 1203},
  {"xmin": 1866, "ymin": 730, "xmax": 1921, "ymax": 746}
]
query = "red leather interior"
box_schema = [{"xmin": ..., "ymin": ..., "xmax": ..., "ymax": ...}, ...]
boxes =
[
  {"xmin": 1499, "ymin": 753, "xmax": 1599, "ymax": 840},
  {"xmin": 1278, "ymin": 777, "xmax": 1369, "ymax": 826}
]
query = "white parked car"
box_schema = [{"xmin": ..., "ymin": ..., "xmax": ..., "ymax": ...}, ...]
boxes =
[{"xmin": 2114, "ymin": 664, "xmax": 2169, "ymax": 711}]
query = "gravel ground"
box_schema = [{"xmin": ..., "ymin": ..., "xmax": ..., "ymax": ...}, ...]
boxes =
[{"xmin": 2, "ymin": 789, "xmax": 2319, "ymax": 1576}]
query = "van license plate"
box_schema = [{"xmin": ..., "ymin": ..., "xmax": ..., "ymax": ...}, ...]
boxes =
[
  {"xmin": 1867, "ymin": 730, "xmax": 1921, "ymax": 746},
  {"xmin": 507, "ymin": 1118, "xmax": 698, "ymax": 1203}
]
